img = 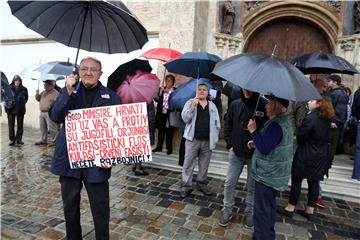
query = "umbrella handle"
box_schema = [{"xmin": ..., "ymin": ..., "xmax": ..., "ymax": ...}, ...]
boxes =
[{"xmin": 252, "ymin": 95, "xmax": 261, "ymax": 118}]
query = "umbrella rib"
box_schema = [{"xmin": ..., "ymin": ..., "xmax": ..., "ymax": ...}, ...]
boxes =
[
  {"xmin": 106, "ymin": 0, "xmax": 146, "ymax": 47},
  {"xmin": 94, "ymin": 3, "xmax": 112, "ymax": 53},
  {"xmin": 105, "ymin": 2, "xmax": 144, "ymax": 50},
  {"xmin": 48, "ymin": 4, "xmax": 82, "ymax": 40}
]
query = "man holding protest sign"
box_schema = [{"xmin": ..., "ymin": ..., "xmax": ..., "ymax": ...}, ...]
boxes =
[{"xmin": 50, "ymin": 57, "xmax": 120, "ymax": 240}]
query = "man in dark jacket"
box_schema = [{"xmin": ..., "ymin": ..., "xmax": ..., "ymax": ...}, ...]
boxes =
[
  {"xmin": 50, "ymin": 57, "xmax": 120, "ymax": 240},
  {"xmin": 326, "ymin": 75, "xmax": 349, "ymax": 160},
  {"xmin": 218, "ymin": 89, "xmax": 267, "ymax": 228}
]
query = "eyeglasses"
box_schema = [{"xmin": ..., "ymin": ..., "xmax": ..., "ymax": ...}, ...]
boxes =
[{"xmin": 79, "ymin": 68, "xmax": 101, "ymax": 73}]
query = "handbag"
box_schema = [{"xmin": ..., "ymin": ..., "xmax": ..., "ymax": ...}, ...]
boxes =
[{"xmin": 169, "ymin": 109, "xmax": 181, "ymax": 128}]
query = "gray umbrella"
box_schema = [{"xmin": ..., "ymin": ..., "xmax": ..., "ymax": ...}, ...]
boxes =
[{"xmin": 212, "ymin": 53, "xmax": 322, "ymax": 101}]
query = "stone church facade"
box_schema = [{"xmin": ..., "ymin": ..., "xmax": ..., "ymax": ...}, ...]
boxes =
[{"xmin": 129, "ymin": 0, "xmax": 360, "ymax": 91}]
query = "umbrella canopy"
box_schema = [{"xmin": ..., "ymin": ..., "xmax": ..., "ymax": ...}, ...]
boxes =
[
  {"xmin": 1, "ymin": 71, "xmax": 13, "ymax": 102},
  {"xmin": 164, "ymin": 51, "xmax": 222, "ymax": 78},
  {"xmin": 212, "ymin": 53, "xmax": 322, "ymax": 101},
  {"xmin": 116, "ymin": 72, "xmax": 160, "ymax": 104},
  {"xmin": 8, "ymin": 1, "xmax": 148, "ymax": 66},
  {"xmin": 140, "ymin": 48, "xmax": 182, "ymax": 62},
  {"xmin": 169, "ymin": 78, "xmax": 213, "ymax": 109},
  {"xmin": 290, "ymin": 52, "xmax": 359, "ymax": 75},
  {"xmin": 19, "ymin": 64, "xmax": 65, "ymax": 81},
  {"xmin": 35, "ymin": 61, "xmax": 78, "ymax": 76},
  {"xmin": 107, "ymin": 59, "xmax": 152, "ymax": 91}
]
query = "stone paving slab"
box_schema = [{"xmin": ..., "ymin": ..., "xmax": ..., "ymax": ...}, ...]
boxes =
[{"xmin": 1, "ymin": 125, "xmax": 360, "ymax": 239}]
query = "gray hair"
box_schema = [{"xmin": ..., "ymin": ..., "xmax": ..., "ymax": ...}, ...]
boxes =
[{"xmin": 80, "ymin": 56, "xmax": 102, "ymax": 70}]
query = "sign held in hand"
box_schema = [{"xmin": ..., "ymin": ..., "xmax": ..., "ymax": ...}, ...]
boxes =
[{"xmin": 65, "ymin": 102, "xmax": 152, "ymax": 169}]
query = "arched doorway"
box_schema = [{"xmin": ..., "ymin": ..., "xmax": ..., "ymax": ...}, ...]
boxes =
[{"xmin": 244, "ymin": 17, "xmax": 332, "ymax": 60}]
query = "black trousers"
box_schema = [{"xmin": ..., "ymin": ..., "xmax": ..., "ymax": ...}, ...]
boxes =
[
  {"xmin": 60, "ymin": 175, "xmax": 110, "ymax": 240},
  {"xmin": 155, "ymin": 113, "xmax": 174, "ymax": 151},
  {"xmin": 7, "ymin": 113, "xmax": 24, "ymax": 142},
  {"xmin": 253, "ymin": 181, "xmax": 277, "ymax": 240},
  {"xmin": 289, "ymin": 175, "xmax": 319, "ymax": 207}
]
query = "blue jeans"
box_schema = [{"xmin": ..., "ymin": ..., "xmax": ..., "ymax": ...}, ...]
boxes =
[
  {"xmin": 223, "ymin": 149, "xmax": 254, "ymax": 214},
  {"xmin": 352, "ymin": 123, "xmax": 360, "ymax": 180},
  {"xmin": 253, "ymin": 181, "xmax": 277, "ymax": 240}
]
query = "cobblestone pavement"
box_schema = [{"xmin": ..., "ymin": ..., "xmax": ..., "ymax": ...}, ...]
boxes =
[{"xmin": 1, "ymin": 125, "xmax": 360, "ymax": 240}]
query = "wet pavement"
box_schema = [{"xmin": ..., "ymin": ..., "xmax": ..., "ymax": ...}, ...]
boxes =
[{"xmin": 1, "ymin": 124, "xmax": 360, "ymax": 240}]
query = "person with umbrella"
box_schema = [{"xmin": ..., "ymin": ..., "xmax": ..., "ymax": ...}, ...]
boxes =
[
  {"xmin": 5, "ymin": 75, "xmax": 28, "ymax": 146},
  {"xmin": 49, "ymin": 57, "xmax": 118, "ymax": 240},
  {"xmin": 247, "ymin": 95, "xmax": 293, "ymax": 240},
  {"xmin": 180, "ymin": 83, "xmax": 220, "ymax": 198},
  {"xmin": 35, "ymin": 79, "xmax": 59, "ymax": 146},
  {"xmin": 218, "ymin": 89, "xmax": 268, "ymax": 228},
  {"xmin": 153, "ymin": 74, "xmax": 176, "ymax": 155}
]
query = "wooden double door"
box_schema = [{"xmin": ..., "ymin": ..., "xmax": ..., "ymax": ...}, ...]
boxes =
[{"xmin": 244, "ymin": 18, "xmax": 332, "ymax": 61}]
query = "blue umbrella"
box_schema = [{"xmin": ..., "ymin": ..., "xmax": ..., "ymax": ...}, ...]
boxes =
[
  {"xmin": 164, "ymin": 51, "xmax": 222, "ymax": 79},
  {"xmin": 169, "ymin": 78, "xmax": 213, "ymax": 109}
]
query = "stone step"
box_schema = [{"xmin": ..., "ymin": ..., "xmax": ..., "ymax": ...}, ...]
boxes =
[{"xmin": 147, "ymin": 151, "xmax": 360, "ymax": 203}]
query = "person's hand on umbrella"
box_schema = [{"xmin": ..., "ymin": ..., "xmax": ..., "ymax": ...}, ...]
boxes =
[
  {"xmin": 191, "ymin": 98, "xmax": 199, "ymax": 109},
  {"xmin": 248, "ymin": 118, "xmax": 257, "ymax": 133},
  {"xmin": 331, "ymin": 122, "xmax": 338, "ymax": 129},
  {"xmin": 66, "ymin": 74, "xmax": 77, "ymax": 95}
]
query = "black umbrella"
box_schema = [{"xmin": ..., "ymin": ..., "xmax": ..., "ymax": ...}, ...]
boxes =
[
  {"xmin": 164, "ymin": 51, "xmax": 222, "ymax": 79},
  {"xmin": 290, "ymin": 52, "xmax": 359, "ymax": 75},
  {"xmin": 107, "ymin": 59, "xmax": 152, "ymax": 91},
  {"xmin": 212, "ymin": 53, "xmax": 322, "ymax": 101},
  {"xmin": 1, "ymin": 71, "xmax": 13, "ymax": 102},
  {"xmin": 35, "ymin": 61, "xmax": 79, "ymax": 76},
  {"xmin": 8, "ymin": 1, "xmax": 148, "ymax": 67}
]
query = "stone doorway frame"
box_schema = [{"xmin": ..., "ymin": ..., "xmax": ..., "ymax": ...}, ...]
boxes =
[{"xmin": 241, "ymin": 1, "xmax": 340, "ymax": 51}]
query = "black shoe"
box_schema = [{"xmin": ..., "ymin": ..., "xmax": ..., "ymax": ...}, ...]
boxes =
[
  {"xmin": 16, "ymin": 140, "xmax": 24, "ymax": 145},
  {"xmin": 198, "ymin": 187, "xmax": 213, "ymax": 196},
  {"xmin": 9, "ymin": 141, "xmax": 16, "ymax": 146},
  {"xmin": 132, "ymin": 166, "xmax": 144, "ymax": 172},
  {"xmin": 152, "ymin": 148, "xmax": 162, "ymax": 153},
  {"xmin": 277, "ymin": 207, "xmax": 294, "ymax": 218},
  {"xmin": 301, "ymin": 211, "xmax": 314, "ymax": 221},
  {"xmin": 180, "ymin": 189, "xmax": 193, "ymax": 198},
  {"xmin": 167, "ymin": 149, "xmax": 172, "ymax": 155},
  {"xmin": 134, "ymin": 170, "xmax": 149, "ymax": 176}
]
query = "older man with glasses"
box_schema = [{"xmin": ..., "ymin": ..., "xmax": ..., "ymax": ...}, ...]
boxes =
[{"xmin": 49, "ymin": 57, "xmax": 121, "ymax": 240}]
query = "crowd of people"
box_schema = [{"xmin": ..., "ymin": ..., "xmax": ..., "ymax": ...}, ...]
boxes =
[{"xmin": 2, "ymin": 56, "xmax": 360, "ymax": 239}]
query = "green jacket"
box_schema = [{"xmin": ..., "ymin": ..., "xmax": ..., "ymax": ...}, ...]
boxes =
[{"xmin": 251, "ymin": 113, "xmax": 293, "ymax": 191}]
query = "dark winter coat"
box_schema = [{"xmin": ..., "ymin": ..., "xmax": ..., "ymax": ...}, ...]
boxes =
[
  {"xmin": 224, "ymin": 92, "xmax": 268, "ymax": 158},
  {"xmin": 50, "ymin": 82, "xmax": 121, "ymax": 183},
  {"xmin": 5, "ymin": 85, "xmax": 28, "ymax": 115},
  {"xmin": 327, "ymin": 87, "xmax": 349, "ymax": 126},
  {"xmin": 351, "ymin": 88, "xmax": 360, "ymax": 120},
  {"xmin": 292, "ymin": 109, "xmax": 331, "ymax": 180}
]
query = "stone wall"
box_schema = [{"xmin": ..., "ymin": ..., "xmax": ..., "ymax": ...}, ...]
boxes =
[{"xmin": 336, "ymin": 33, "xmax": 360, "ymax": 91}]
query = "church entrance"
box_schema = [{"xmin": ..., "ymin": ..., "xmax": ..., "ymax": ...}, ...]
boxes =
[{"xmin": 244, "ymin": 17, "xmax": 332, "ymax": 61}]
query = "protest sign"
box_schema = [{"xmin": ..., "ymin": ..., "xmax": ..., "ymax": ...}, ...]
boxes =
[{"xmin": 65, "ymin": 102, "xmax": 152, "ymax": 169}]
